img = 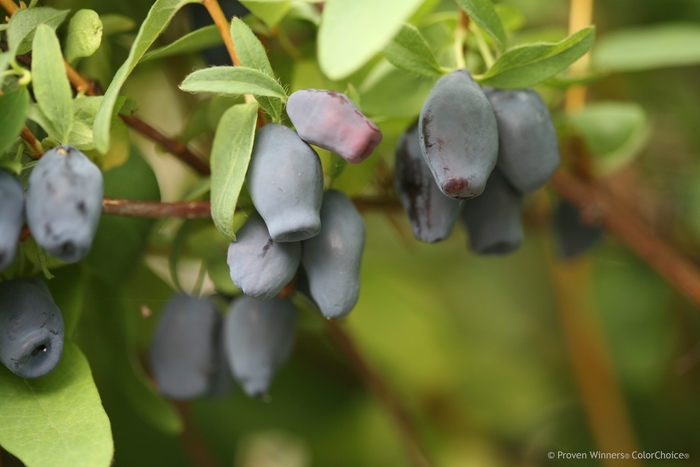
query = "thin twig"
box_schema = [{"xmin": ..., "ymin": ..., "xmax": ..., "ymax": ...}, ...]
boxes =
[
  {"xmin": 0, "ymin": 0, "xmax": 18, "ymax": 15},
  {"xmin": 119, "ymin": 115, "xmax": 211, "ymax": 175},
  {"xmin": 102, "ymin": 198, "xmax": 211, "ymax": 218},
  {"xmin": 201, "ymin": 0, "xmax": 241, "ymax": 66},
  {"xmin": 326, "ymin": 320, "xmax": 433, "ymax": 467}
]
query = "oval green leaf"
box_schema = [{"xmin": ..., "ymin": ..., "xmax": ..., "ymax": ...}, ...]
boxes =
[
  {"xmin": 0, "ymin": 341, "xmax": 113, "ymax": 467},
  {"xmin": 179, "ymin": 66, "xmax": 288, "ymax": 99},
  {"xmin": 593, "ymin": 23, "xmax": 700, "ymax": 72},
  {"xmin": 0, "ymin": 87, "xmax": 29, "ymax": 154},
  {"xmin": 455, "ymin": 0, "xmax": 507, "ymax": 50},
  {"xmin": 210, "ymin": 102, "xmax": 259, "ymax": 240},
  {"xmin": 7, "ymin": 7, "xmax": 70, "ymax": 55},
  {"xmin": 32, "ymin": 24, "xmax": 73, "ymax": 144},
  {"xmin": 318, "ymin": 0, "xmax": 424, "ymax": 80},
  {"xmin": 383, "ymin": 23, "xmax": 443, "ymax": 76},
  {"xmin": 64, "ymin": 9, "xmax": 103, "ymax": 63},
  {"xmin": 230, "ymin": 17, "xmax": 282, "ymax": 121},
  {"xmin": 142, "ymin": 25, "xmax": 223, "ymax": 62},
  {"xmin": 478, "ymin": 26, "xmax": 595, "ymax": 89}
]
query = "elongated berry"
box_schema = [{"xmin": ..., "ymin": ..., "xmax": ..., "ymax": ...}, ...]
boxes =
[
  {"xmin": 286, "ymin": 89, "xmax": 383, "ymax": 164},
  {"xmin": 26, "ymin": 146, "xmax": 103, "ymax": 262},
  {"xmin": 223, "ymin": 295, "xmax": 297, "ymax": 398},
  {"xmin": 485, "ymin": 87, "xmax": 560, "ymax": 193},
  {"xmin": 0, "ymin": 170, "xmax": 24, "ymax": 272},
  {"xmin": 0, "ymin": 278, "xmax": 65, "ymax": 378},
  {"xmin": 460, "ymin": 168, "xmax": 523, "ymax": 255},
  {"xmin": 419, "ymin": 69, "xmax": 498, "ymax": 199},
  {"xmin": 247, "ymin": 124, "xmax": 323, "ymax": 242},
  {"xmin": 301, "ymin": 190, "xmax": 365, "ymax": 319},
  {"xmin": 227, "ymin": 213, "xmax": 301, "ymax": 300},
  {"xmin": 394, "ymin": 122, "xmax": 461, "ymax": 243},
  {"xmin": 149, "ymin": 295, "xmax": 232, "ymax": 400},
  {"xmin": 554, "ymin": 200, "xmax": 603, "ymax": 258}
]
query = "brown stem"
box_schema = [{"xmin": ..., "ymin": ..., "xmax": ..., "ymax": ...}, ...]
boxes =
[
  {"xmin": 119, "ymin": 115, "xmax": 211, "ymax": 176},
  {"xmin": 549, "ymin": 170, "xmax": 700, "ymax": 309},
  {"xmin": 201, "ymin": 0, "xmax": 241, "ymax": 66},
  {"xmin": 102, "ymin": 198, "xmax": 211, "ymax": 218},
  {"xmin": 173, "ymin": 402, "xmax": 223, "ymax": 467},
  {"xmin": 326, "ymin": 320, "xmax": 433, "ymax": 467},
  {"xmin": 0, "ymin": 0, "xmax": 18, "ymax": 15}
]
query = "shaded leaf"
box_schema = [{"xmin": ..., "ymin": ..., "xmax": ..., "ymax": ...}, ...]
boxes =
[
  {"xmin": 383, "ymin": 23, "xmax": 443, "ymax": 76},
  {"xmin": 142, "ymin": 25, "xmax": 223, "ymax": 61},
  {"xmin": 31, "ymin": 24, "xmax": 73, "ymax": 144},
  {"xmin": 179, "ymin": 66, "xmax": 287, "ymax": 99},
  {"xmin": 0, "ymin": 341, "xmax": 113, "ymax": 467},
  {"xmin": 93, "ymin": 0, "xmax": 199, "ymax": 154},
  {"xmin": 318, "ymin": 0, "xmax": 424, "ymax": 79},
  {"xmin": 478, "ymin": 26, "xmax": 595, "ymax": 89},
  {"xmin": 241, "ymin": 1, "xmax": 291, "ymax": 28},
  {"xmin": 593, "ymin": 23, "xmax": 700, "ymax": 72},
  {"xmin": 455, "ymin": 0, "xmax": 507, "ymax": 50},
  {"xmin": 210, "ymin": 102, "xmax": 259, "ymax": 240},
  {"xmin": 568, "ymin": 102, "xmax": 650, "ymax": 175},
  {"xmin": 0, "ymin": 87, "xmax": 29, "ymax": 155}
]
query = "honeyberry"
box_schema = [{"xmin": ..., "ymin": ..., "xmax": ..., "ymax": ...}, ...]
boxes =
[
  {"xmin": 286, "ymin": 89, "xmax": 383, "ymax": 164},
  {"xmin": 460, "ymin": 168, "xmax": 523, "ymax": 255},
  {"xmin": 0, "ymin": 278, "xmax": 65, "ymax": 378},
  {"xmin": 419, "ymin": 69, "xmax": 498, "ymax": 200},
  {"xmin": 246, "ymin": 124, "xmax": 323, "ymax": 243},
  {"xmin": 554, "ymin": 200, "xmax": 603, "ymax": 258},
  {"xmin": 485, "ymin": 88, "xmax": 560, "ymax": 194},
  {"xmin": 227, "ymin": 213, "xmax": 301, "ymax": 300},
  {"xmin": 149, "ymin": 294, "xmax": 232, "ymax": 400},
  {"xmin": 394, "ymin": 122, "xmax": 461, "ymax": 243},
  {"xmin": 301, "ymin": 190, "xmax": 365, "ymax": 319},
  {"xmin": 0, "ymin": 170, "xmax": 25, "ymax": 272},
  {"xmin": 26, "ymin": 146, "xmax": 103, "ymax": 263},
  {"xmin": 223, "ymin": 295, "xmax": 297, "ymax": 398}
]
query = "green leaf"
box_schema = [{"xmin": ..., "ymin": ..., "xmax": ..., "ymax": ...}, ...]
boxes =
[
  {"xmin": 383, "ymin": 23, "xmax": 443, "ymax": 76},
  {"xmin": 46, "ymin": 264, "xmax": 87, "ymax": 337},
  {"xmin": 0, "ymin": 52, "xmax": 11, "ymax": 90},
  {"xmin": 241, "ymin": 1, "xmax": 291, "ymax": 28},
  {"xmin": 318, "ymin": 0, "xmax": 424, "ymax": 80},
  {"xmin": 454, "ymin": 0, "xmax": 507, "ymax": 50},
  {"xmin": 92, "ymin": 0, "xmax": 199, "ymax": 154},
  {"xmin": 99, "ymin": 14, "xmax": 136, "ymax": 37},
  {"xmin": 64, "ymin": 10, "xmax": 103, "ymax": 64},
  {"xmin": 0, "ymin": 87, "xmax": 29, "ymax": 155},
  {"xmin": 179, "ymin": 66, "xmax": 288, "ymax": 99},
  {"xmin": 568, "ymin": 102, "xmax": 650, "ymax": 176},
  {"xmin": 210, "ymin": 102, "xmax": 259, "ymax": 240},
  {"xmin": 84, "ymin": 146, "xmax": 160, "ymax": 286},
  {"xmin": 142, "ymin": 25, "xmax": 223, "ymax": 61},
  {"xmin": 0, "ymin": 341, "xmax": 113, "ymax": 467},
  {"xmin": 477, "ymin": 26, "xmax": 595, "ymax": 89},
  {"xmin": 6, "ymin": 7, "xmax": 70, "ymax": 55},
  {"xmin": 230, "ymin": 17, "xmax": 282, "ymax": 121},
  {"xmin": 593, "ymin": 23, "xmax": 700, "ymax": 72},
  {"xmin": 32, "ymin": 24, "xmax": 73, "ymax": 144}
]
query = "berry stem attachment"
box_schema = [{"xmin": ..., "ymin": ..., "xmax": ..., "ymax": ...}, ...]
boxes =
[{"xmin": 453, "ymin": 9, "xmax": 469, "ymax": 69}]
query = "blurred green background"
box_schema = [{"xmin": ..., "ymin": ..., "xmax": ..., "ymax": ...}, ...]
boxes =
[{"xmin": 5, "ymin": 0, "xmax": 700, "ymax": 466}]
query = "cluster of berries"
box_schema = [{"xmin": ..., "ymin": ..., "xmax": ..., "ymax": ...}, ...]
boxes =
[
  {"xmin": 394, "ymin": 69, "xmax": 560, "ymax": 253},
  {"xmin": 0, "ymin": 146, "xmax": 103, "ymax": 378},
  {"xmin": 150, "ymin": 89, "xmax": 383, "ymax": 399}
]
